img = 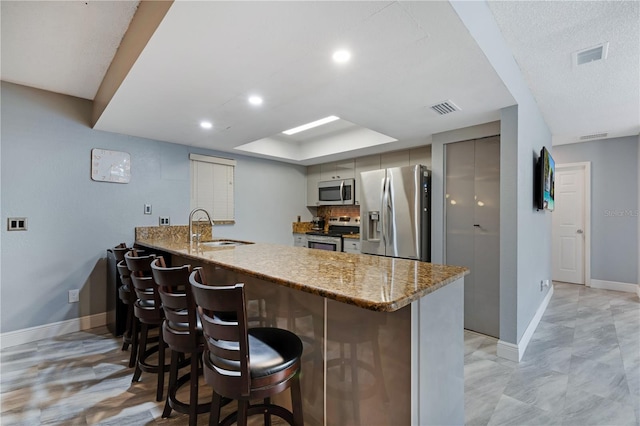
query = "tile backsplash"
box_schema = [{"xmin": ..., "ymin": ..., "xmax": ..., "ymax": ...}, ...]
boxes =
[{"xmin": 317, "ymin": 205, "xmax": 360, "ymax": 219}]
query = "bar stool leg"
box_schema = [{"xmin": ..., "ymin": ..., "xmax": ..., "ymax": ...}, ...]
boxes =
[
  {"xmin": 128, "ymin": 316, "xmax": 139, "ymax": 368},
  {"xmin": 237, "ymin": 400, "xmax": 249, "ymax": 426},
  {"xmin": 291, "ymin": 374, "xmax": 304, "ymax": 426},
  {"xmin": 189, "ymin": 352, "xmax": 199, "ymax": 426},
  {"xmin": 209, "ymin": 392, "xmax": 222, "ymax": 426},
  {"xmin": 263, "ymin": 398, "xmax": 271, "ymax": 426},
  {"xmin": 163, "ymin": 349, "xmax": 180, "ymax": 418},
  {"xmin": 121, "ymin": 303, "xmax": 132, "ymax": 351},
  {"xmin": 156, "ymin": 331, "xmax": 166, "ymax": 402},
  {"xmin": 132, "ymin": 323, "xmax": 148, "ymax": 382}
]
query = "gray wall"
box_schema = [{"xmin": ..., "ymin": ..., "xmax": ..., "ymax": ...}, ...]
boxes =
[
  {"xmin": 451, "ymin": 1, "xmax": 553, "ymax": 345},
  {"xmin": 499, "ymin": 105, "xmax": 518, "ymax": 345},
  {"xmin": 512, "ymin": 99, "xmax": 553, "ymax": 344},
  {"xmin": 0, "ymin": 82, "xmax": 308, "ymax": 333},
  {"xmin": 553, "ymin": 136, "xmax": 639, "ymax": 284}
]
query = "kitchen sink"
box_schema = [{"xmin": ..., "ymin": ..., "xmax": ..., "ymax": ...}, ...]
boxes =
[{"xmin": 201, "ymin": 240, "xmax": 251, "ymax": 247}]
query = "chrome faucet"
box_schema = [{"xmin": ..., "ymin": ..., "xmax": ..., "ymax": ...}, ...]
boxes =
[{"xmin": 188, "ymin": 208, "xmax": 214, "ymax": 243}]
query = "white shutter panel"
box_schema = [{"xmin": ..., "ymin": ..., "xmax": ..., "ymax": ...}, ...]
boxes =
[{"xmin": 190, "ymin": 154, "xmax": 235, "ymax": 222}]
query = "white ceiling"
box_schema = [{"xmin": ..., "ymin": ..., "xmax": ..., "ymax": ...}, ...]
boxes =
[
  {"xmin": 1, "ymin": 1, "xmax": 638, "ymax": 165},
  {"xmin": 488, "ymin": 0, "xmax": 640, "ymax": 146},
  {"xmin": 0, "ymin": 1, "xmax": 138, "ymax": 100}
]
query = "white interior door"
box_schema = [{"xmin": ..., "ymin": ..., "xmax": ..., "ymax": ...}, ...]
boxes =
[{"xmin": 552, "ymin": 165, "xmax": 586, "ymax": 284}]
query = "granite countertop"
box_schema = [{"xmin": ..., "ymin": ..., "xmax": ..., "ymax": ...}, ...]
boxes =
[
  {"xmin": 135, "ymin": 237, "xmax": 468, "ymax": 312},
  {"xmin": 342, "ymin": 233, "xmax": 360, "ymax": 239}
]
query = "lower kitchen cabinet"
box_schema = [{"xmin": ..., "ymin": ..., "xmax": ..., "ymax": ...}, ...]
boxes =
[
  {"xmin": 293, "ymin": 233, "xmax": 308, "ymax": 248},
  {"xmin": 343, "ymin": 239, "xmax": 361, "ymax": 254}
]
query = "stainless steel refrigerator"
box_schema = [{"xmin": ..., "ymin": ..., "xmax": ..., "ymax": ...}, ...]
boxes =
[{"xmin": 360, "ymin": 165, "xmax": 431, "ymax": 261}]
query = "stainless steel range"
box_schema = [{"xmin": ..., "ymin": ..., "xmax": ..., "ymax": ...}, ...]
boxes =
[{"xmin": 306, "ymin": 217, "xmax": 360, "ymax": 252}]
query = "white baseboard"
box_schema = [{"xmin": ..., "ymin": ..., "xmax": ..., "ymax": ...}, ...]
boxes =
[
  {"xmin": 0, "ymin": 312, "xmax": 107, "ymax": 349},
  {"xmin": 497, "ymin": 284, "xmax": 554, "ymax": 362},
  {"xmin": 590, "ymin": 279, "xmax": 639, "ymax": 295}
]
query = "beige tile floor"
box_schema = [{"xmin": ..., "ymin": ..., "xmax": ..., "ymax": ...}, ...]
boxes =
[
  {"xmin": 1, "ymin": 282, "xmax": 638, "ymax": 425},
  {"xmin": 465, "ymin": 282, "xmax": 639, "ymax": 426}
]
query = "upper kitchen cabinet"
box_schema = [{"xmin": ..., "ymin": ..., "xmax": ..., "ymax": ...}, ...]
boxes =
[
  {"xmin": 410, "ymin": 145, "xmax": 432, "ymax": 168},
  {"xmin": 320, "ymin": 160, "xmax": 355, "ymax": 181},
  {"xmin": 306, "ymin": 164, "xmax": 322, "ymax": 206},
  {"xmin": 355, "ymin": 155, "xmax": 381, "ymax": 205},
  {"xmin": 380, "ymin": 150, "xmax": 410, "ymax": 169}
]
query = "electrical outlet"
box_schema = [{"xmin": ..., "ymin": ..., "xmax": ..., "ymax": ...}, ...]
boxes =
[
  {"xmin": 159, "ymin": 216, "xmax": 170, "ymax": 226},
  {"xmin": 68, "ymin": 289, "xmax": 80, "ymax": 303},
  {"xmin": 144, "ymin": 204, "xmax": 152, "ymax": 215},
  {"xmin": 540, "ymin": 279, "xmax": 551, "ymax": 291},
  {"xmin": 7, "ymin": 217, "xmax": 27, "ymax": 231}
]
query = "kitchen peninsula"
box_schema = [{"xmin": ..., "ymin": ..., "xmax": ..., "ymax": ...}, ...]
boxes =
[{"xmin": 135, "ymin": 227, "xmax": 468, "ymax": 425}]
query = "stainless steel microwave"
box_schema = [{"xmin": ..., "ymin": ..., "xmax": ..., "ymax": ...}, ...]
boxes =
[{"xmin": 318, "ymin": 179, "xmax": 355, "ymax": 205}]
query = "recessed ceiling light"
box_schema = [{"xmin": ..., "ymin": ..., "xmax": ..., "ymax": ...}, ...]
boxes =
[
  {"xmin": 200, "ymin": 121, "xmax": 213, "ymax": 129},
  {"xmin": 282, "ymin": 115, "xmax": 340, "ymax": 136},
  {"xmin": 248, "ymin": 95, "xmax": 263, "ymax": 106},
  {"xmin": 332, "ymin": 49, "xmax": 351, "ymax": 63}
]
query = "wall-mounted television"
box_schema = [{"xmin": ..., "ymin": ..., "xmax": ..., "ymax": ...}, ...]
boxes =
[{"xmin": 535, "ymin": 146, "xmax": 555, "ymax": 211}]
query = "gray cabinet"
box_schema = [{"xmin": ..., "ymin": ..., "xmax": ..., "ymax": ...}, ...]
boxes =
[
  {"xmin": 306, "ymin": 165, "xmax": 321, "ymax": 206},
  {"xmin": 293, "ymin": 233, "xmax": 308, "ymax": 248},
  {"xmin": 354, "ymin": 155, "xmax": 380, "ymax": 205},
  {"xmin": 409, "ymin": 145, "xmax": 432, "ymax": 168},
  {"xmin": 445, "ymin": 136, "xmax": 500, "ymax": 338},
  {"xmin": 343, "ymin": 239, "xmax": 361, "ymax": 254},
  {"xmin": 380, "ymin": 150, "xmax": 410, "ymax": 169},
  {"xmin": 320, "ymin": 160, "xmax": 355, "ymax": 181}
]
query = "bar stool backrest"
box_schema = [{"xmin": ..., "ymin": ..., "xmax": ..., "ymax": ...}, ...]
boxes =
[
  {"xmin": 189, "ymin": 267, "xmax": 251, "ymax": 397},
  {"xmin": 112, "ymin": 243, "xmax": 129, "ymax": 263},
  {"xmin": 151, "ymin": 258, "xmax": 199, "ymax": 341},
  {"xmin": 124, "ymin": 251, "xmax": 160, "ymax": 308}
]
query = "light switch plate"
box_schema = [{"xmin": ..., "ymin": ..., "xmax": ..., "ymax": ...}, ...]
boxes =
[
  {"xmin": 159, "ymin": 216, "xmax": 170, "ymax": 226},
  {"xmin": 144, "ymin": 204, "xmax": 152, "ymax": 215}
]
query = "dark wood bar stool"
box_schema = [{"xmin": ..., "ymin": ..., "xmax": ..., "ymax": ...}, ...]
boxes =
[
  {"xmin": 151, "ymin": 258, "xmax": 210, "ymax": 426},
  {"xmin": 189, "ymin": 267, "xmax": 304, "ymax": 426},
  {"xmin": 124, "ymin": 251, "xmax": 169, "ymax": 402},
  {"xmin": 116, "ymin": 258, "xmax": 139, "ymax": 368},
  {"xmin": 112, "ymin": 243, "xmax": 134, "ymax": 354}
]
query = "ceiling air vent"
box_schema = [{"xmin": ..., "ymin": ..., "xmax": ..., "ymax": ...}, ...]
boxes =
[
  {"xmin": 574, "ymin": 42, "xmax": 609, "ymax": 66},
  {"xmin": 579, "ymin": 132, "xmax": 608, "ymax": 141},
  {"xmin": 430, "ymin": 100, "xmax": 460, "ymax": 115}
]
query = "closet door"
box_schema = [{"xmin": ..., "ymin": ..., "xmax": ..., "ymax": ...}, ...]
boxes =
[{"xmin": 445, "ymin": 137, "xmax": 500, "ymax": 338}]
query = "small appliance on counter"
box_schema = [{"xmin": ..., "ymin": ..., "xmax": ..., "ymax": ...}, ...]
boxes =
[
  {"xmin": 311, "ymin": 216, "xmax": 326, "ymax": 231},
  {"xmin": 306, "ymin": 217, "xmax": 360, "ymax": 252}
]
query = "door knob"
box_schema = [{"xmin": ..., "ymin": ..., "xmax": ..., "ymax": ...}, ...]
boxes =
[{"xmin": 577, "ymin": 229, "xmax": 584, "ymax": 234}]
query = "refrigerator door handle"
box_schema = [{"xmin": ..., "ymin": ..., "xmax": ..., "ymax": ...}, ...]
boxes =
[
  {"xmin": 386, "ymin": 174, "xmax": 393, "ymax": 250},
  {"xmin": 381, "ymin": 177, "xmax": 387, "ymax": 246},
  {"xmin": 383, "ymin": 175, "xmax": 393, "ymax": 247}
]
